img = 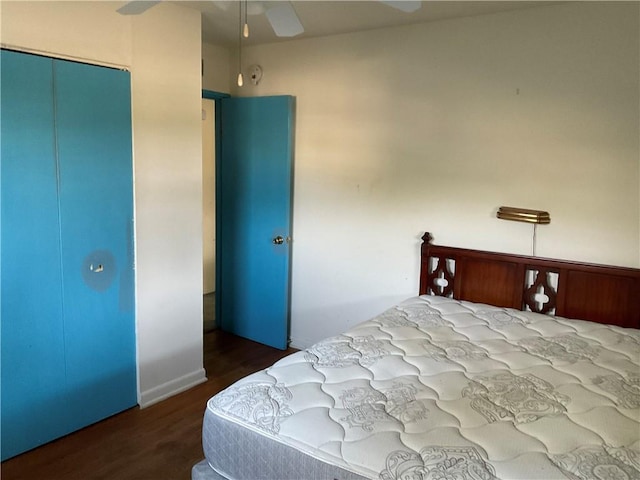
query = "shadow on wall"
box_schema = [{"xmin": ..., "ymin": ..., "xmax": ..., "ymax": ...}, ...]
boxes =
[
  {"xmin": 204, "ymin": 292, "xmax": 216, "ymax": 332},
  {"xmin": 290, "ymin": 293, "xmax": 413, "ymax": 349}
]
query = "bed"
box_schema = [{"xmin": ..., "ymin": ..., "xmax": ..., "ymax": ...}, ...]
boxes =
[{"xmin": 192, "ymin": 232, "xmax": 640, "ymax": 480}]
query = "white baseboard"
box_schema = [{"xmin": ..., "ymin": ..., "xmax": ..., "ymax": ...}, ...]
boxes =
[
  {"xmin": 139, "ymin": 368, "xmax": 207, "ymax": 408},
  {"xmin": 289, "ymin": 336, "xmax": 314, "ymax": 350}
]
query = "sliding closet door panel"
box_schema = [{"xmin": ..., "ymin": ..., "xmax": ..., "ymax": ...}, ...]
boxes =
[
  {"xmin": 0, "ymin": 50, "xmax": 67, "ymax": 460},
  {"xmin": 54, "ymin": 60, "xmax": 136, "ymax": 428}
]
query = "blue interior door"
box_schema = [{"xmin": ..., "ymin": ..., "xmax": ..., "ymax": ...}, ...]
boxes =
[
  {"xmin": 218, "ymin": 96, "xmax": 295, "ymax": 350},
  {"xmin": 1, "ymin": 50, "xmax": 69, "ymax": 461},
  {"xmin": 0, "ymin": 51, "xmax": 136, "ymax": 460}
]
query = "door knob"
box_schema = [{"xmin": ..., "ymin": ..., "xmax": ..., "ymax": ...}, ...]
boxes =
[{"xmin": 273, "ymin": 235, "xmax": 284, "ymax": 245}]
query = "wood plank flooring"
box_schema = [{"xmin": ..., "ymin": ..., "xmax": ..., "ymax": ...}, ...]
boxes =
[{"xmin": 1, "ymin": 330, "xmax": 298, "ymax": 480}]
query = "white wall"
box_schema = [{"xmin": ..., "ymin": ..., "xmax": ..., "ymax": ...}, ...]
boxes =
[
  {"xmin": 1, "ymin": 1, "xmax": 206, "ymax": 407},
  {"xmin": 0, "ymin": 0, "xmax": 132, "ymax": 67},
  {"xmin": 202, "ymin": 42, "xmax": 231, "ymax": 93},
  {"xmin": 130, "ymin": 3, "xmax": 205, "ymax": 406},
  {"xmin": 216, "ymin": 1, "xmax": 640, "ymax": 347}
]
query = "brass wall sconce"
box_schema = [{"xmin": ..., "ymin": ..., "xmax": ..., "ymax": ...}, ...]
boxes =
[
  {"xmin": 497, "ymin": 206, "xmax": 550, "ymax": 256},
  {"xmin": 497, "ymin": 206, "xmax": 550, "ymax": 224}
]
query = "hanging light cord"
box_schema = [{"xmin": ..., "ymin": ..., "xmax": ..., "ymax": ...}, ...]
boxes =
[
  {"xmin": 237, "ymin": 1, "xmax": 243, "ymax": 86},
  {"xmin": 532, "ymin": 223, "xmax": 537, "ymax": 256}
]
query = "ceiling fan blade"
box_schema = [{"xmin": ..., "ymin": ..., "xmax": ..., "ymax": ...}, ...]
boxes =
[
  {"xmin": 247, "ymin": 2, "xmax": 267, "ymax": 16},
  {"xmin": 265, "ymin": 3, "xmax": 304, "ymax": 37},
  {"xmin": 116, "ymin": 1, "xmax": 161, "ymax": 15},
  {"xmin": 379, "ymin": 1, "xmax": 422, "ymax": 13}
]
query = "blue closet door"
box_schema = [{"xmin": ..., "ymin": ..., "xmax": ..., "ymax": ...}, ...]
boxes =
[
  {"xmin": 0, "ymin": 51, "xmax": 136, "ymax": 460},
  {"xmin": 53, "ymin": 60, "xmax": 137, "ymax": 431},
  {"xmin": 0, "ymin": 51, "xmax": 68, "ymax": 460}
]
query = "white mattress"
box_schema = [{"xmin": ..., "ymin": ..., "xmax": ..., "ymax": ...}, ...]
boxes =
[{"xmin": 204, "ymin": 295, "xmax": 640, "ymax": 479}]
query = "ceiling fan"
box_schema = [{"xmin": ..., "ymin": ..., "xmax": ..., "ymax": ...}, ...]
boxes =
[{"xmin": 116, "ymin": 1, "xmax": 421, "ymax": 38}]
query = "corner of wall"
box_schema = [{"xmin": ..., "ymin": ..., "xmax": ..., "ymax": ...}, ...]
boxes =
[{"xmin": 139, "ymin": 368, "xmax": 207, "ymax": 408}]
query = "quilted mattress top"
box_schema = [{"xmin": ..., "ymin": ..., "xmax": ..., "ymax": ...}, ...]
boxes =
[{"xmin": 208, "ymin": 295, "xmax": 640, "ymax": 479}]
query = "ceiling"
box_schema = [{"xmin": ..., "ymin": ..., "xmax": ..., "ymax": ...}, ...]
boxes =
[{"xmin": 175, "ymin": 1, "xmax": 558, "ymax": 48}]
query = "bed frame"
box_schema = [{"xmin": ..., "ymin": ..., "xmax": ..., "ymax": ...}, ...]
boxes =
[{"xmin": 419, "ymin": 232, "xmax": 640, "ymax": 329}]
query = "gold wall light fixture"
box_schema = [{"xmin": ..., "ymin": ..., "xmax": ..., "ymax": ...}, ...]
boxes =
[
  {"xmin": 497, "ymin": 206, "xmax": 550, "ymax": 256},
  {"xmin": 497, "ymin": 206, "xmax": 550, "ymax": 224}
]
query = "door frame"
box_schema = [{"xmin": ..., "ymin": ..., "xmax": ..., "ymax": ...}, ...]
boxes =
[{"xmin": 202, "ymin": 89, "xmax": 229, "ymax": 330}]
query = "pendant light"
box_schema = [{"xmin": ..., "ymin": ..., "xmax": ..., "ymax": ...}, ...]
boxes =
[{"xmin": 243, "ymin": 0, "xmax": 249, "ymax": 38}]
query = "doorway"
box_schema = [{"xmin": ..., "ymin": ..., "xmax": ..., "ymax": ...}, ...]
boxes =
[
  {"xmin": 202, "ymin": 97, "xmax": 216, "ymax": 332},
  {"xmin": 200, "ymin": 92, "xmax": 294, "ymax": 349}
]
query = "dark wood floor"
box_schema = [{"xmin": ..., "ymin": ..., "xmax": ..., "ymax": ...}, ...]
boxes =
[{"xmin": 1, "ymin": 330, "xmax": 297, "ymax": 480}]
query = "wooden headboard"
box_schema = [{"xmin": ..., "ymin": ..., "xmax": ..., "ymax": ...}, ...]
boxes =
[{"xmin": 419, "ymin": 232, "xmax": 640, "ymax": 329}]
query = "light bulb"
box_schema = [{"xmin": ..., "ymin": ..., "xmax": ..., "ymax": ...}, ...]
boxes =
[
  {"xmin": 237, "ymin": 72, "xmax": 244, "ymax": 87},
  {"xmin": 243, "ymin": 23, "xmax": 249, "ymax": 38}
]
